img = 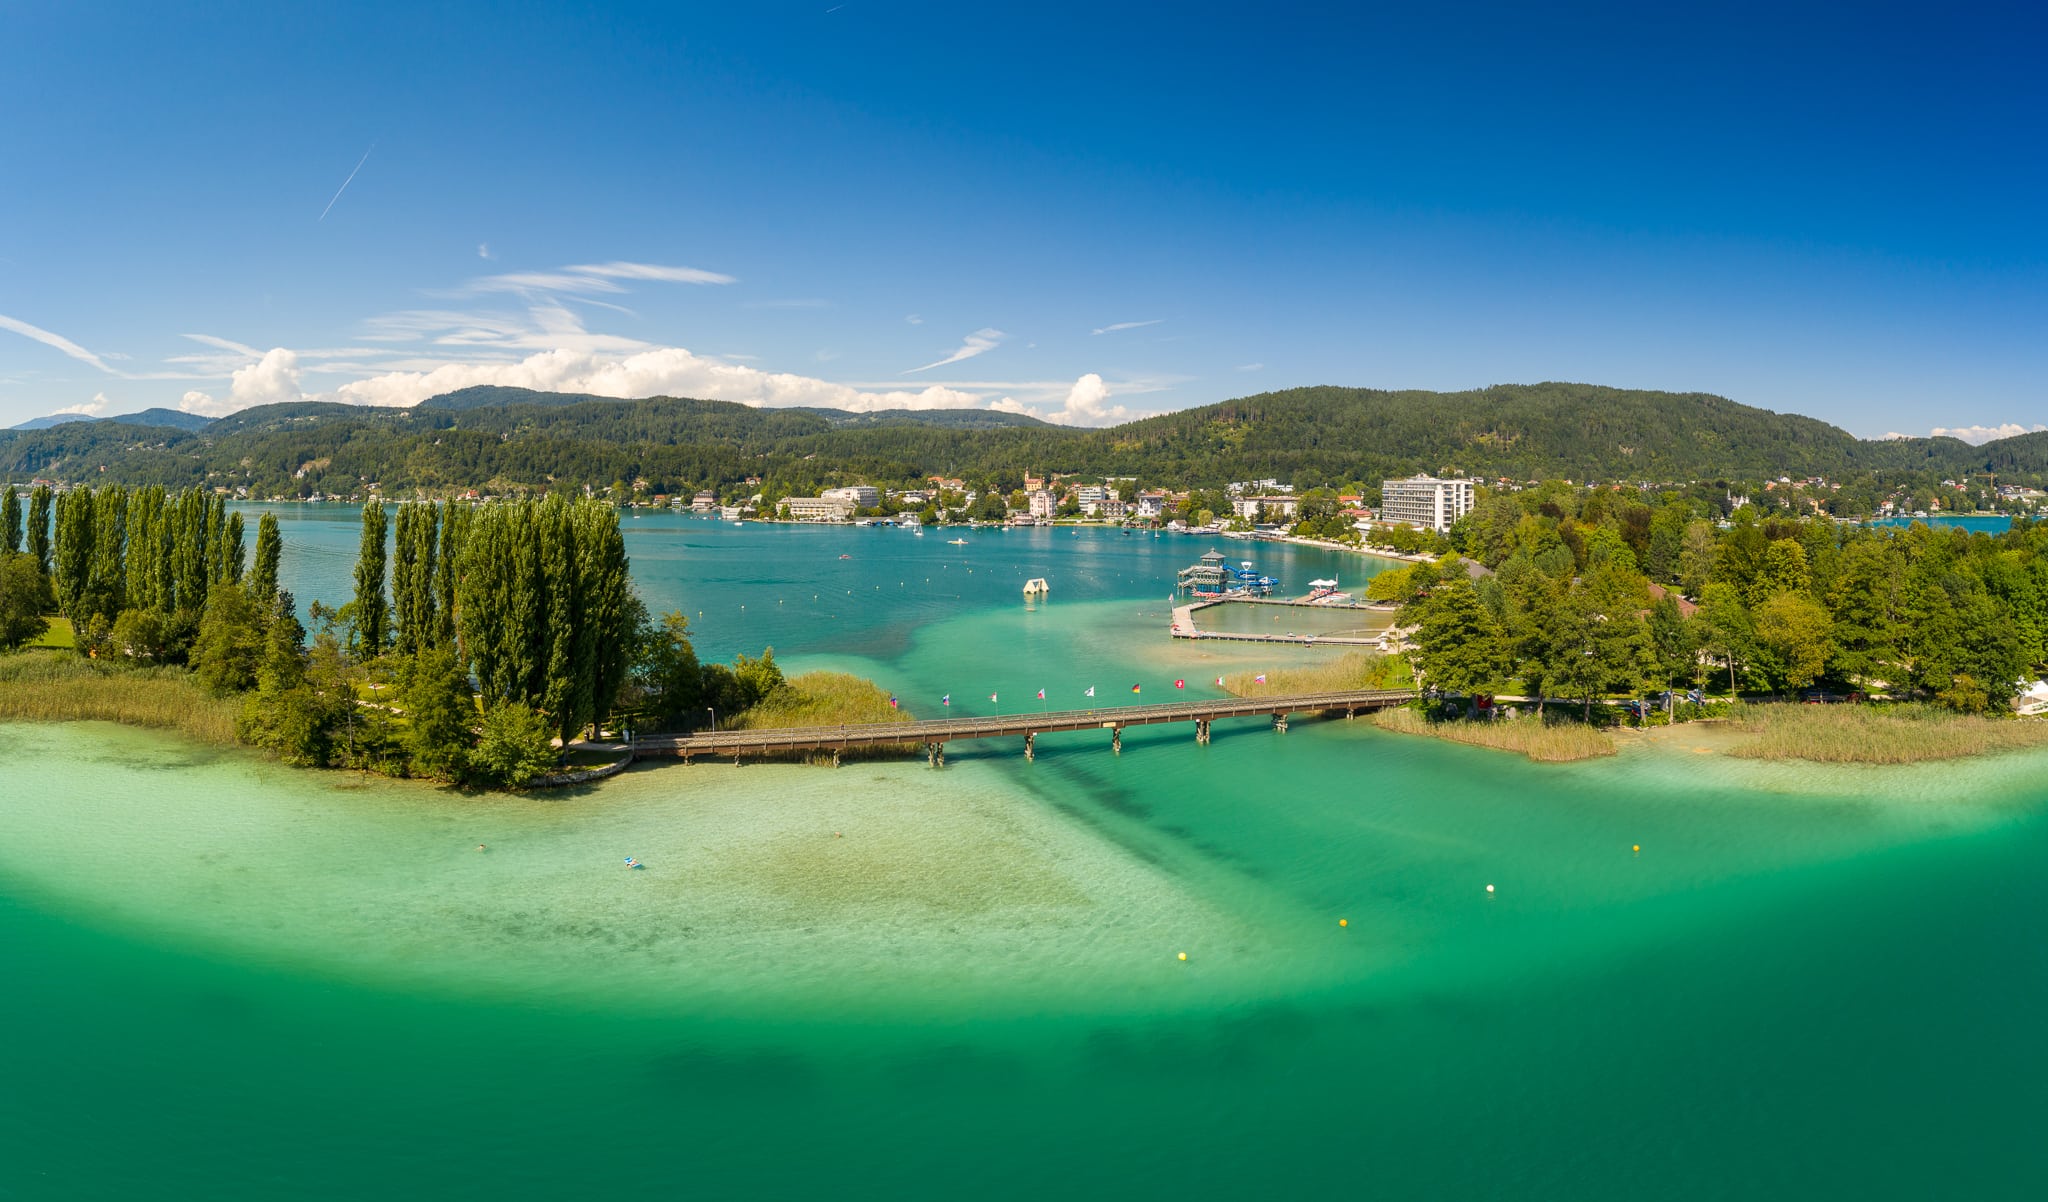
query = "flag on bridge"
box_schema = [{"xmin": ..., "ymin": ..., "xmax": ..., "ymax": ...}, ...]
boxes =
[
  {"xmin": 990, "ymin": 692, "xmax": 998, "ymax": 703},
  {"xmin": 1085, "ymin": 686, "xmax": 1095, "ymax": 697},
  {"xmin": 1215, "ymin": 676, "xmax": 1224, "ymax": 686},
  {"xmin": 1036, "ymin": 688, "xmax": 1045, "ymax": 700},
  {"xmin": 1254, "ymin": 673, "xmax": 1267, "ymax": 684},
  {"xmin": 1131, "ymin": 684, "xmax": 1141, "ymax": 694},
  {"xmin": 1175, "ymin": 679, "xmax": 1185, "ymax": 689},
  {"xmin": 888, "ymin": 696, "xmax": 898, "ymax": 709},
  {"xmin": 942, "ymin": 694, "xmax": 951, "ymax": 706}
]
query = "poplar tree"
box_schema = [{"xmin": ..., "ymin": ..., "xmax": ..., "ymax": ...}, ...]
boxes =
[
  {"xmin": 352, "ymin": 500, "xmax": 389, "ymax": 654},
  {"xmin": 52, "ymin": 489, "xmax": 94, "ymax": 623},
  {"xmin": 172, "ymin": 489, "xmax": 207, "ymax": 612},
  {"xmin": 435, "ymin": 501, "xmax": 468, "ymax": 649},
  {"xmin": 27, "ymin": 485, "xmax": 53, "ymax": 574},
  {"xmin": 250, "ymin": 512, "xmax": 283, "ymax": 603},
  {"xmin": 392, "ymin": 502, "xmax": 437, "ymax": 657},
  {"xmin": 456, "ymin": 496, "xmax": 632, "ymax": 740},
  {"xmin": 1, "ymin": 486, "xmax": 19, "ymax": 555},
  {"xmin": 87, "ymin": 485, "xmax": 128, "ymax": 622},
  {"xmin": 125, "ymin": 486, "xmax": 165, "ymax": 613},
  {"xmin": 224, "ymin": 511, "xmax": 246, "ymax": 584}
]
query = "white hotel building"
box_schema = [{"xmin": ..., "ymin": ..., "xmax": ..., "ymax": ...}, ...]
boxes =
[{"xmin": 1379, "ymin": 475, "xmax": 1475, "ymax": 533}]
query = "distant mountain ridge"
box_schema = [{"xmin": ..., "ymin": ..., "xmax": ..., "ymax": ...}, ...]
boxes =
[
  {"xmin": 10, "ymin": 407, "xmax": 212, "ymax": 433},
  {"xmin": 1, "ymin": 381, "xmax": 2040, "ymax": 494}
]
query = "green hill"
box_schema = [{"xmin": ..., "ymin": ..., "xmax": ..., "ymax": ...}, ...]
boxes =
[{"xmin": 0, "ymin": 381, "xmax": 2015, "ymax": 495}]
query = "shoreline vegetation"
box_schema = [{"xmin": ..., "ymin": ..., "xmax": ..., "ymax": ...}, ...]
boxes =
[
  {"xmin": 1722, "ymin": 702, "xmax": 2048, "ymax": 764},
  {"xmin": 1370, "ymin": 706, "xmax": 1617, "ymax": 762},
  {"xmin": 0, "ymin": 654, "xmax": 241, "ymax": 746}
]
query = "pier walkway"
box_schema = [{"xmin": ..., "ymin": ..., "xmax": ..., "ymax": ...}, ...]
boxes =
[{"xmin": 631, "ymin": 688, "xmax": 1417, "ymax": 765}]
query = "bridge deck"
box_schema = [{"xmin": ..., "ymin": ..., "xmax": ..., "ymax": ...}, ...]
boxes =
[{"xmin": 632, "ymin": 688, "xmax": 1415, "ymax": 758}]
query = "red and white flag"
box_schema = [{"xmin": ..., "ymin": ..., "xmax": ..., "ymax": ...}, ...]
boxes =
[
  {"xmin": 1175, "ymin": 679, "xmax": 1185, "ymax": 689},
  {"xmin": 1036, "ymin": 688, "xmax": 1045, "ymax": 699}
]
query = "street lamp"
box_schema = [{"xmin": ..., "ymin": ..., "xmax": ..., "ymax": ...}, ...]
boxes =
[{"xmin": 706, "ymin": 706, "xmax": 717, "ymax": 733}]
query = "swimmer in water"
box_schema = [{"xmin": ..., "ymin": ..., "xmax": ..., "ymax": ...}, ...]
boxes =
[{"xmin": 475, "ymin": 844, "xmax": 487, "ymax": 852}]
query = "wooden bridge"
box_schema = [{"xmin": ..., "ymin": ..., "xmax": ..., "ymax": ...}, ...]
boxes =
[{"xmin": 630, "ymin": 688, "xmax": 1417, "ymax": 766}]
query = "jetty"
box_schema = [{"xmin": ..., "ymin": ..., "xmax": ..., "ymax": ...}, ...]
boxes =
[
  {"xmin": 631, "ymin": 688, "xmax": 1416, "ymax": 766},
  {"xmin": 1170, "ymin": 597, "xmax": 1395, "ymax": 646}
]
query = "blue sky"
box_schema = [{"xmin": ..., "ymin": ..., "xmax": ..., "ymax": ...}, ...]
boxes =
[{"xmin": 2, "ymin": 1, "xmax": 2042, "ymax": 438}]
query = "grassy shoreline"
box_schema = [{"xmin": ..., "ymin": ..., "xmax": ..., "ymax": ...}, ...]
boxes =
[
  {"xmin": 1722, "ymin": 702, "xmax": 2048, "ymax": 764},
  {"xmin": 1370, "ymin": 706, "xmax": 1617, "ymax": 762},
  {"xmin": 0, "ymin": 654, "xmax": 241, "ymax": 746}
]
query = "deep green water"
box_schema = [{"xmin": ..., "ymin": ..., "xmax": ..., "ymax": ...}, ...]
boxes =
[{"xmin": 3, "ymin": 513, "xmax": 2045, "ymax": 1199}]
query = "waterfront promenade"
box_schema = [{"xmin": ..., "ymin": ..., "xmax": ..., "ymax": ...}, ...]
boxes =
[{"xmin": 633, "ymin": 688, "xmax": 1417, "ymax": 764}]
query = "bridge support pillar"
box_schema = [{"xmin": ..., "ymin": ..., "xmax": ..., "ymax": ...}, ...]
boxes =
[
  {"xmin": 1112, "ymin": 726, "xmax": 1123, "ymax": 755},
  {"xmin": 831, "ymin": 750, "xmax": 841, "ymax": 768},
  {"xmin": 1195, "ymin": 719, "xmax": 1210, "ymax": 745},
  {"xmin": 1273, "ymin": 713, "xmax": 1288, "ymax": 734},
  {"xmin": 927, "ymin": 742, "xmax": 945, "ymax": 768},
  {"xmin": 1024, "ymin": 732, "xmax": 1035, "ymax": 761}
]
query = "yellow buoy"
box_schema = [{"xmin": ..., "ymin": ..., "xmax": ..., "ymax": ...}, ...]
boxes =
[
  {"xmin": 1338, "ymin": 918, "xmax": 1348, "ymax": 927},
  {"xmin": 1632, "ymin": 844, "xmax": 1641, "ymax": 853},
  {"xmin": 1177, "ymin": 952, "xmax": 1188, "ymax": 961}
]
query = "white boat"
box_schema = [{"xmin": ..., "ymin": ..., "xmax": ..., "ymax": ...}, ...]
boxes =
[
  {"xmin": 1022, "ymin": 577, "xmax": 1050, "ymax": 597},
  {"xmin": 948, "ymin": 538, "xmax": 969, "ymax": 545}
]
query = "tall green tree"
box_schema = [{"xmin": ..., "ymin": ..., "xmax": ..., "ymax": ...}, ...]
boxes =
[
  {"xmin": 52, "ymin": 488, "xmax": 94, "ymax": 624},
  {"xmin": 391, "ymin": 502, "xmax": 438, "ymax": 657},
  {"xmin": 26, "ymin": 485, "xmax": 53, "ymax": 574},
  {"xmin": 1, "ymin": 486, "xmax": 19, "ymax": 555},
  {"xmin": 404, "ymin": 646, "xmax": 476, "ymax": 780},
  {"xmin": 1696, "ymin": 582, "xmax": 1756, "ymax": 694},
  {"xmin": 351, "ymin": 500, "xmax": 389, "ymax": 655},
  {"xmin": 249, "ymin": 512, "xmax": 283, "ymax": 603},
  {"xmin": 435, "ymin": 501, "xmax": 468, "ymax": 649},
  {"xmin": 1410, "ymin": 576, "xmax": 1510, "ymax": 696},
  {"xmin": 0, "ymin": 553, "xmax": 52, "ymax": 650},
  {"xmin": 85, "ymin": 485, "xmax": 128, "ymax": 623},
  {"xmin": 1753, "ymin": 592, "xmax": 1833, "ymax": 695},
  {"xmin": 224, "ymin": 510, "xmax": 246, "ymax": 584}
]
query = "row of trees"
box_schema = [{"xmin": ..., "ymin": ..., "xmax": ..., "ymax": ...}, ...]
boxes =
[{"xmin": 1399, "ymin": 485, "xmax": 2046, "ymax": 715}]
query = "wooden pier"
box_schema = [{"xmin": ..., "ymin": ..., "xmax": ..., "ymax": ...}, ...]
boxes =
[
  {"xmin": 1170, "ymin": 600, "xmax": 1392, "ymax": 646},
  {"xmin": 630, "ymin": 688, "xmax": 1417, "ymax": 766}
]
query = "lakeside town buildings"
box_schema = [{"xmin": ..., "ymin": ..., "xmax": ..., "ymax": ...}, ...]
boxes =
[{"xmin": 1379, "ymin": 475, "xmax": 1475, "ymax": 534}]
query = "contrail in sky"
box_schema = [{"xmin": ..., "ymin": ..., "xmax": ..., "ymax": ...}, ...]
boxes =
[{"xmin": 319, "ymin": 142, "xmax": 377, "ymax": 222}]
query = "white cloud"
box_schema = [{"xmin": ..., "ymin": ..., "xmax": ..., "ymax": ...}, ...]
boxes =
[
  {"xmin": 452, "ymin": 260, "xmax": 735, "ymax": 297},
  {"xmin": 1040, "ymin": 373, "xmax": 1129, "ymax": 426},
  {"xmin": 1236, "ymin": 362, "xmax": 1264, "ymax": 372},
  {"xmin": 52, "ymin": 391, "xmax": 112, "ymax": 417},
  {"xmin": 906, "ymin": 327, "xmax": 1004, "ymax": 373},
  {"xmin": 905, "ymin": 314, "xmax": 923, "ymax": 325},
  {"xmin": 478, "ymin": 243, "xmax": 494, "ymax": 260},
  {"xmin": 182, "ymin": 333, "xmax": 263, "ymax": 357},
  {"xmin": 1929, "ymin": 422, "xmax": 2047, "ymax": 445},
  {"xmin": 178, "ymin": 348, "xmax": 304, "ymax": 416},
  {"xmin": 1091, "ymin": 319, "xmax": 1163, "ymax": 336},
  {"xmin": 0, "ymin": 313, "xmax": 124, "ymax": 376},
  {"xmin": 329, "ymin": 346, "xmax": 991, "ymax": 414}
]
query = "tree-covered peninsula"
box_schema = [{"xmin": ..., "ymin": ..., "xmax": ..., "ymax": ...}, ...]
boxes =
[{"xmin": 0, "ymin": 486, "xmax": 877, "ymax": 787}]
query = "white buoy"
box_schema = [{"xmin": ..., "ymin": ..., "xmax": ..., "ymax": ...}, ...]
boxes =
[{"xmin": 1485, "ymin": 883, "xmax": 1495, "ymax": 894}]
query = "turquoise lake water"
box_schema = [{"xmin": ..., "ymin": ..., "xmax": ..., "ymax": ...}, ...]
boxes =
[{"xmin": 2, "ymin": 510, "xmax": 2044, "ymax": 1199}]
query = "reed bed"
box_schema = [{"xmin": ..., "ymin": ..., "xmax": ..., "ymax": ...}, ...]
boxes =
[
  {"xmin": 1724, "ymin": 702, "xmax": 2048, "ymax": 764},
  {"xmin": 728, "ymin": 671, "xmax": 913, "ymax": 730},
  {"xmin": 0, "ymin": 653, "xmax": 240, "ymax": 745},
  {"xmin": 724, "ymin": 671, "xmax": 915, "ymax": 764},
  {"xmin": 1219, "ymin": 651, "xmax": 1405, "ymax": 697},
  {"xmin": 1371, "ymin": 706, "xmax": 1616, "ymax": 762}
]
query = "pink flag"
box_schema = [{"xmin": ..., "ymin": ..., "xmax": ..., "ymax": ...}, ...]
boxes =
[{"xmin": 1254, "ymin": 673, "xmax": 1267, "ymax": 684}]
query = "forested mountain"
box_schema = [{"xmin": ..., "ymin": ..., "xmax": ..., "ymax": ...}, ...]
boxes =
[
  {"xmin": 9, "ymin": 407, "xmax": 212, "ymax": 433},
  {"xmin": 0, "ymin": 381, "xmax": 2024, "ymax": 497}
]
